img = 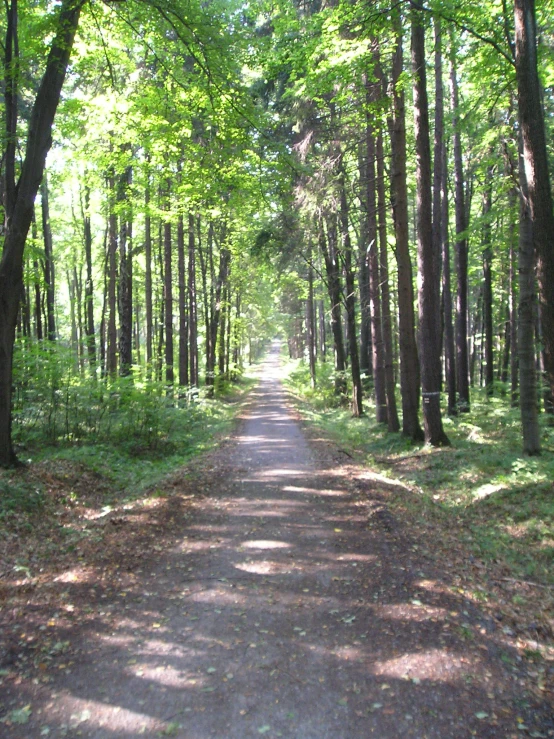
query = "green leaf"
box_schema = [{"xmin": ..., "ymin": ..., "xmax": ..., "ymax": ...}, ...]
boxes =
[{"xmin": 8, "ymin": 705, "xmax": 32, "ymax": 724}]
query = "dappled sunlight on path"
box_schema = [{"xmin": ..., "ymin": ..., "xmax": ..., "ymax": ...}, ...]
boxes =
[{"xmin": 3, "ymin": 348, "xmax": 552, "ymax": 738}]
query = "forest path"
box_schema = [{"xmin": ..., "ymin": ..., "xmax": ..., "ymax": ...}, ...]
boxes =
[{"xmin": 4, "ymin": 347, "xmax": 553, "ymax": 737}]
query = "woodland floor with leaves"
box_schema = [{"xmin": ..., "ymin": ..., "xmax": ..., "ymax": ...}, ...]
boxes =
[{"xmin": 0, "ymin": 354, "xmax": 553, "ymax": 737}]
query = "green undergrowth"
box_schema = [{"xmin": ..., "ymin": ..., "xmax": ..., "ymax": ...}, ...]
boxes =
[
  {"xmin": 283, "ymin": 358, "xmax": 554, "ymax": 586},
  {"xmin": 1, "ymin": 362, "xmax": 256, "ymax": 524}
]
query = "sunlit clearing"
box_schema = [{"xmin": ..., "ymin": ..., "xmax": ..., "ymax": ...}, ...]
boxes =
[
  {"xmin": 378, "ymin": 604, "xmax": 449, "ymax": 622},
  {"xmin": 355, "ymin": 470, "xmax": 412, "ymax": 491},
  {"xmin": 258, "ymin": 468, "xmax": 307, "ymax": 478},
  {"xmin": 473, "ymin": 482, "xmax": 505, "ymax": 500},
  {"xmin": 44, "ymin": 694, "xmax": 159, "ymax": 732},
  {"xmin": 283, "ymin": 485, "xmax": 346, "ymax": 497},
  {"xmin": 241, "ymin": 539, "xmax": 291, "ymax": 549},
  {"xmin": 54, "ymin": 567, "xmax": 94, "ymax": 583},
  {"xmin": 374, "ymin": 649, "xmax": 477, "ymax": 681},
  {"xmin": 235, "ymin": 560, "xmax": 293, "ymax": 575}
]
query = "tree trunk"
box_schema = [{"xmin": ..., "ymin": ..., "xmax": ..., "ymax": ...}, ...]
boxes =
[
  {"xmin": 412, "ymin": 4, "xmax": 450, "ymax": 446},
  {"xmin": 518, "ymin": 159, "xmax": 541, "ymax": 454},
  {"xmin": 319, "ymin": 215, "xmax": 347, "ymax": 398},
  {"xmin": 118, "ymin": 166, "xmax": 133, "ymax": 377},
  {"xmin": 389, "ymin": 9, "xmax": 424, "ymax": 441},
  {"xmin": 376, "ymin": 110, "xmax": 400, "ymax": 432},
  {"xmin": 177, "ymin": 213, "xmax": 189, "ymax": 388},
  {"xmin": 144, "ymin": 166, "xmax": 153, "ymax": 375},
  {"xmin": 106, "ymin": 178, "xmax": 118, "ymax": 377},
  {"xmin": 339, "ymin": 173, "xmax": 363, "ymax": 416},
  {"xmin": 41, "ymin": 176, "xmax": 56, "ymax": 341},
  {"xmin": 509, "ymin": 191, "xmax": 519, "ymax": 406},
  {"xmin": 365, "ymin": 78, "xmax": 387, "ymax": 423},
  {"xmin": 514, "ymin": 0, "xmax": 554, "ymax": 415},
  {"xmin": 450, "ymin": 34, "xmax": 470, "ymax": 411},
  {"xmin": 482, "ymin": 168, "xmax": 494, "ymax": 395},
  {"xmin": 357, "ymin": 145, "xmax": 372, "ymax": 378},
  {"xmin": 83, "ymin": 183, "xmax": 96, "ymax": 374},
  {"xmin": 164, "ymin": 193, "xmax": 174, "ymax": 386},
  {"xmin": 307, "ymin": 240, "xmax": 317, "ymax": 388},
  {"xmin": 188, "ymin": 212, "xmax": 198, "ymax": 387}
]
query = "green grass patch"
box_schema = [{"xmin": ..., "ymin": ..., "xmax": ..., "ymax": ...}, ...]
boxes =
[{"xmin": 283, "ymin": 358, "xmax": 554, "ymax": 585}]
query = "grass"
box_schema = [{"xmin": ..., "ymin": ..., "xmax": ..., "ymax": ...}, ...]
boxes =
[{"xmin": 283, "ymin": 358, "xmax": 554, "ymax": 586}]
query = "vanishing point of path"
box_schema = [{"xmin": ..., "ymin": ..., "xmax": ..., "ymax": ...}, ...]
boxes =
[{"xmin": 3, "ymin": 349, "xmax": 553, "ymax": 737}]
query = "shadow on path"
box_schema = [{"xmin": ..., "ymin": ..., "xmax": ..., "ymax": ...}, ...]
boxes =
[{"xmin": 2, "ymin": 349, "xmax": 553, "ymax": 737}]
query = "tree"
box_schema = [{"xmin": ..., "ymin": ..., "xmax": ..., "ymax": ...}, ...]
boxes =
[
  {"xmin": 513, "ymin": 0, "xmax": 554, "ymax": 415},
  {"xmin": 411, "ymin": 4, "xmax": 450, "ymax": 446},
  {"xmin": 0, "ymin": 0, "xmax": 86, "ymax": 466}
]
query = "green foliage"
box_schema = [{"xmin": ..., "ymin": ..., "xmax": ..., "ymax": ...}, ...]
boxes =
[{"xmin": 10, "ymin": 341, "xmax": 251, "ymax": 498}]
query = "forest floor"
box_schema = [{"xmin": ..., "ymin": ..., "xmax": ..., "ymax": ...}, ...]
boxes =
[{"xmin": 0, "ymin": 350, "xmax": 553, "ymax": 738}]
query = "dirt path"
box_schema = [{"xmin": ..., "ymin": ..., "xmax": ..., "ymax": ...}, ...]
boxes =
[{"xmin": 2, "ymin": 349, "xmax": 553, "ymax": 737}]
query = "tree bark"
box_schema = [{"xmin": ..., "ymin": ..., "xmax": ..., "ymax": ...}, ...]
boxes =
[
  {"xmin": 514, "ymin": 0, "xmax": 554, "ymax": 415},
  {"xmin": 144, "ymin": 164, "xmax": 153, "ymax": 375},
  {"xmin": 376, "ymin": 107, "xmax": 400, "ymax": 432},
  {"xmin": 389, "ymin": 9, "xmax": 424, "ymax": 441},
  {"xmin": 518, "ymin": 158, "xmax": 541, "ymax": 454},
  {"xmin": 411, "ymin": 4, "xmax": 450, "ymax": 446},
  {"xmin": 450, "ymin": 35, "xmax": 470, "ymax": 411},
  {"xmin": 177, "ymin": 213, "xmax": 189, "ymax": 389},
  {"xmin": 0, "ymin": 0, "xmax": 85, "ymax": 465},
  {"xmin": 482, "ymin": 168, "xmax": 494, "ymax": 395},
  {"xmin": 365, "ymin": 78, "xmax": 387, "ymax": 423},
  {"xmin": 339, "ymin": 173, "xmax": 363, "ymax": 416},
  {"xmin": 106, "ymin": 176, "xmax": 118, "ymax": 377},
  {"xmin": 319, "ymin": 215, "xmax": 347, "ymax": 398},
  {"xmin": 163, "ymin": 187, "xmax": 174, "ymax": 386},
  {"xmin": 188, "ymin": 212, "xmax": 199, "ymax": 387},
  {"xmin": 118, "ymin": 166, "xmax": 133, "ymax": 377},
  {"xmin": 83, "ymin": 183, "xmax": 96, "ymax": 373},
  {"xmin": 41, "ymin": 176, "xmax": 56, "ymax": 341},
  {"xmin": 307, "ymin": 240, "xmax": 317, "ymax": 388}
]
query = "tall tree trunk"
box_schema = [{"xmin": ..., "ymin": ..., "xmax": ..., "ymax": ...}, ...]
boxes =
[
  {"xmin": 514, "ymin": 0, "xmax": 554, "ymax": 415},
  {"xmin": 412, "ymin": 4, "xmax": 450, "ymax": 446},
  {"xmin": 319, "ymin": 215, "xmax": 347, "ymax": 398},
  {"xmin": 41, "ymin": 176, "xmax": 56, "ymax": 341},
  {"xmin": 118, "ymin": 166, "xmax": 133, "ymax": 377},
  {"xmin": 433, "ymin": 16, "xmax": 457, "ymax": 415},
  {"xmin": 188, "ymin": 212, "xmax": 198, "ymax": 387},
  {"xmin": 156, "ymin": 220, "xmax": 165, "ymax": 382},
  {"xmin": 365, "ymin": 78, "xmax": 387, "ymax": 423},
  {"xmin": 164, "ymin": 190, "xmax": 174, "ymax": 386},
  {"xmin": 144, "ymin": 166, "xmax": 153, "ymax": 375},
  {"xmin": 482, "ymin": 168, "xmax": 494, "ymax": 395},
  {"xmin": 509, "ymin": 190, "xmax": 519, "ymax": 406},
  {"xmin": 307, "ymin": 240, "xmax": 317, "ymax": 388},
  {"xmin": 518, "ymin": 158, "xmax": 541, "ymax": 454},
  {"xmin": 376, "ymin": 112, "xmax": 400, "ymax": 431},
  {"xmin": 196, "ymin": 217, "xmax": 210, "ymax": 384},
  {"xmin": 83, "ymin": 183, "xmax": 96, "ymax": 374},
  {"xmin": 450, "ymin": 34, "xmax": 470, "ymax": 411},
  {"xmin": 389, "ymin": 9, "xmax": 424, "ymax": 441},
  {"xmin": 357, "ymin": 145, "xmax": 372, "ymax": 377},
  {"xmin": 339, "ymin": 173, "xmax": 363, "ymax": 416},
  {"xmin": 106, "ymin": 176, "xmax": 118, "ymax": 377},
  {"xmin": 208, "ymin": 229, "xmax": 230, "ymax": 391},
  {"xmin": 31, "ymin": 217, "xmax": 43, "ymax": 341},
  {"xmin": 177, "ymin": 213, "xmax": 189, "ymax": 388}
]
